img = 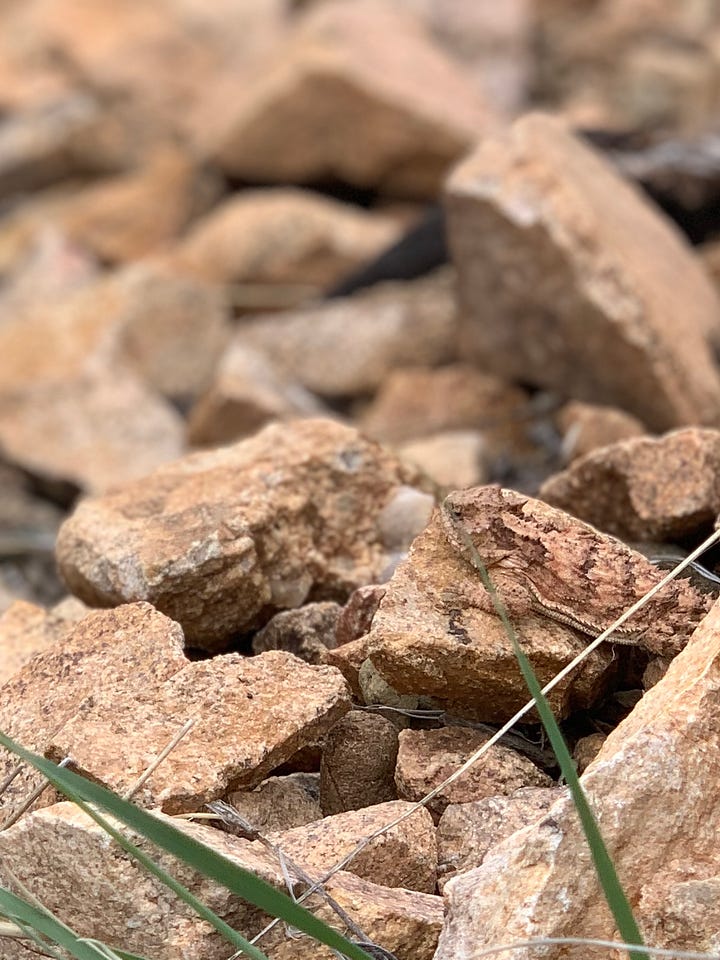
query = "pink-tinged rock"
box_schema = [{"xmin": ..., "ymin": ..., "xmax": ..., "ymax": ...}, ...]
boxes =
[
  {"xmin": 395, "ymin": 726, "xmax": 552, "ymax": 819},
  {"xmin": 363, "ymin": 510, "xmax": 616, "ymax": 723},
  {"xmin": 0, "ymin": 603, "xmax": 188, "ymax": 823},
  {"xmin": 335, "ymin": 584, "xmax": 386, "ymax": 647},
  {"xmin": 48, "ymin": 651, "xmax": 351, "ymax": 812},
  {"xmin": 445, "ymin": 113, "xmax": 720, "ymax": 430},
  {"xmin": 210, "ymin": 0, "xmax": 494, "ymax": 196},
  {"xmin": 398, "ymin": 431, "xmax": 488, "ymax": 491},
  {"xmin": 226, "ymin": 772, "xmax": 322, "ymax": 834},
  {"xmin": 0, "ymin": 600, "xmax": 77, "ymax": 686},
  {"xmin": 172, "ymin": 187, "xmax": 400, "ymax": 291},
  {"xmin": 437, "ymin": 786, "xmax": 562, "ymax": 889},
  {"xmin": 56, "ymin": 419, "xmax": 432, "ymax": 648},
  {"xmin": 233, "ymin": 268, "xmax": 458, "ymax": 397},
  {"xmin": 435, "ymin": 596, "xmax": 720, "ymax": 960},
  {"xmin": 253, "ymin": 602, "xmax": 341, "ymax": 665},
  {"xmin": 320, "ymin": 710, "xmax": 399, "ymax": 814},
  {"xmin": 556, "ymin": 400, "xmax": 647, "ymax": 462},
  {"xmin": 540, "ymin": 427, "xmax": 720, "ymax": 541}
]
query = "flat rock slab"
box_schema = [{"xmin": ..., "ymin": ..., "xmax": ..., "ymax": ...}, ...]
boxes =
[
  {"xmin": 540, "ymin": 427, "xmax": 720, "ymax": 541},
  {"xmin": 56, "ymin": 418, "xmax": 431, "ymax": 649},
  {"xmin": 445, "ymin": 112, "xmax": 720, "ymax": 431},
  {"xmin": 49, "ymin": 650, "xmax": 351, "ymax": 812}
]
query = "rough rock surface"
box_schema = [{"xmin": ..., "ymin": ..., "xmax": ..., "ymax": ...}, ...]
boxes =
[
  {"xmin": 210, "ymin": 0, "xmax": 493, "ymax": 196},
  {"xmin": 540, "ymin": 427, "xmax": 720, "ymax": 541},
  {"xmin": 363, "ymin": 510, "xmax": 617, "ymax": 722},
  {"xmin": 437, "ymin": 786, "xmax": 563, "ymax": 889},
  {"xmin": 445, "ymin": 112, "xmax": 720, "ymax": 430},
  {"xmin": 56, "ymin": 419, "xmax": 432, "ymax": 648},
  {"xmin": 435, "ymin": 596, "xmax": 720, "ymax": 960},
  {"xmin": 556, "ymin": 400, "xmax": 647, "ymax": 462},
  {"xmin": 0, "ymin": 599, "xmax": 77, "ymax": 685},
  {"xmin": 226, "ymin": 773, "xmax": 322, "ymax": 834},
  {"xmin": 49, "ymin": 650, "xmax": 350, "ymax": 812},
  {"xmin": 252, "ymin": 602, "xmax": 341, "ymax": 664},
  {"xmin": 320, "ymin": 710, "xmax": 399, "ymax": 814},
  {"xmin": 394, "ymin": 726, "xmax": 552, "ymax": 818}
]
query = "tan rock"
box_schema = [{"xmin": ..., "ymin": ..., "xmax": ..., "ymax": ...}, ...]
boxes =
[
  {"xmin": 364, "ymin": 510, "xmax": 616, "ymax": 723},
  {"xmin": 210, "ymin": 0, "xmax": 493, "ymax": 196},
  {"xmin": 435, "ymin": 596, "xmax": 720, "ymax": 960},
  {"xmin": 540, "ymin": 427, "xmax": 720, "ymax": 541},
  {"xmin": 187, "ymin": 343, "xmax": 327, "ymax": 448},
  {"xmin": 398, "ymin": 430, "xmax": 488, "ymax": 491},
  {"xmin": 335, "ymin": 584, "xmax": 386, "ymax": 647},
  {"xmin": 395, "ymin": 726, "xmax": 552, "ymax": 819},
  {"xmin": 320, "ymin": 711, "xmax": 399, "ymax": 815},
  {"xmin": 573, "ymin": 732, "xmax": 607, "ymax": 774},
  {"xmin": 701, "ymin": 238, "xmax": 720, "ymax": 290},
  {"xmin": 252, "ymin": 602, "xmax": 341, "ymax": 665},
  {"xmin": 360, "ymin": 364, "xmax": 529, "ymax": 445},
  {"xmin": 437, "ymin": 786, "xmax": 562, "ymax": 889},
  {"xmin": 0, "ymin": 600, "xmax": 75, "ymax": 686},
  {"xmin": 57, "ymin": 419, "xmax": 432, "ymax": 648},
  {"xmin": 325, "ymin": 635, "xmax": 374, "ymax": 700},
  {"xmin": 445, "ymin": 112, "xmax": 720, "ymax": 430},
  {"xmin": 557, "ymin": 400, "xmax": 647, "ymax": 462},
  {"xmin": 234, "ymin": 269, "xmax": 459, "ymax": 397},
  {"xmin": 173, "ymin": 187, "xmax": 399, "ymax": 292},
  {"xmin": 226, "ymin": 773, "xmax": 322, "ymax": 834},
  {"xmin": 0, "ymin": 603, "xmax": 188, "ymax": 823}
]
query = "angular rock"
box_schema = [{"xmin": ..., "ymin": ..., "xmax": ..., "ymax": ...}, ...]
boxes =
[
  {"xmin": 57, "ymin": 419, "xmax": 432, "ymax": 648},
  {"xmin": 540, "ymin": 427, "xmax": 720, "ymax": 541},
  {"xmin": 398, "ymin": 430, "xmax": 488, "ymax": 491},
  {"xmin": 320, "ymin": 710, "xmax": 399, "ymax": 815},
  {"xmin": 325, "ymin": 635, "xmax": 374, "ymax": 700},
  {"xmin": 49, "ymin": 650, "xmax": 350, "ymax": 812},
  {"xmin": 556, "ymin": 400, "xmax": 647, "ymax": 462},
  {"xmin": 0, "ymin": 599, "xmax": 76, "ymax": 685},
  {"xmin": 395, "ymin": 726, "xmax": 552, "ymax": 818},
  {"xmin": 187, "ymin": 344, "xmax": 327, "ymax": 448},
  {"xmin": 234, "ymin": 268, "xmax": 459, "ymax": 397},
  {"xmin": 335, "ymin": 584, "xmax": 386, "ymax": 647},
  {"xmin": 210, "ymin": 0, "xmax": 493, "ymax": 196},
  {"xmin": 435, "ymin": 596, "xmax": 720, "ymax": 960},
  {"xmin": 445, "ymin": 112, "xmax": 720, "ymax": 430},
  {"xmin": 0, "ymin": 603, "xmax": 188, "ymax": 822},
  {"xmin": 364, "ymin": 510, "xmax": 617, "ymax": 723},
  {"xmin": 226, "ymin": 773, "xmax": 322, "ymax": 834},
  {"xmin": 173, "ymin": 188, "xmax": 400, "ymax": 292},
  {"xmin": 437, "ymin": 785, "xmax": 562, "ymax": 889},
  {"xmin": 252, "ymin": 602, "xmax": 342, "ymax": 665}
]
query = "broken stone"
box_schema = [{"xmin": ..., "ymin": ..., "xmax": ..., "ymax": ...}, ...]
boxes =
[
  {"xmin": 252, "ymin": 602, "xmax": 341, "ymax": 665},
  {"xmin": 395, "ymin": 726, "xmax": 553, "ymax": 819},
  {"xmin": 335, "ymin": 584, "xmax": 386, "ymax": 647},
  {"xmin": 572, "ymin": 732, "xmax": 607, "ymax": 774},
  {"xmin": 210, "ymin": 0, "xmax": 493, "ymax": 196},
  {"xmin": 225, "ymin": 773, "xmax": 322, "ymax": 834},
  {"xmin": 324, "ymin": 635, "xmax": 374, "ymax": 700},
  {"xmin": 48, "ymin": 650, "xmax": 351, "ymax": 812},
  {"xmin": 56, "ymin": 419, "xmax": 432, "ymax": 648},
  {"xmin": 233, "ymin": 268, "xmax": 458, "ymax": 397},
  {"xmin": 445, "ymin": 112, "xmax": 720, "ymax": 430},
  {"xmin": 540, "ymin": 427, "xmax": 720, "ymax": 541},
  {"xmin": 320, "ymin": 710, "xmax": 399, "ymax": 815},
  {"xmin": 437, "ymin": 785, "xmax": 562, "ymax": 889},
  {"xmin": 398, "ymin": 430, "xmax": 488, "ymax": 491},
  {"xmin": 434, "ymin": 596, "xmax": 720, "ymax": 960},
  {"xmin": 364, "ymin": 510, "xmax": 617, "ymax": 723},
  {"xmin": 556, "ymin": 400, "xmax": 647, "ymax": 462},
  {"xmin": 0, "ymin": 599, "xmax": 77, "ymax": 686},
  {"xmin": 172, "ymin": 187, "xmax": 400, "ymax": 292}
]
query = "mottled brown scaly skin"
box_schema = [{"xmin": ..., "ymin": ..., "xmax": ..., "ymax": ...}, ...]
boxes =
[{"xmin": 441, "ymin": 485, "xmax": 713, "ymax": 658}]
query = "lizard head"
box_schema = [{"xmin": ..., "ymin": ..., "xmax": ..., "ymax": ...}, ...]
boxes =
[{"xmin": 441, "ymin": 485, "xmax": 527, "ymax": 567}]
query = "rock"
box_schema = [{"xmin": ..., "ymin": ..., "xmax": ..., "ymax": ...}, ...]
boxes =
[
  {"xmin": 556, "ymin": 400, "xmax": 647, "ymax": 462},
  {"xmin": 360, "ymin": 364, "xmax": 530, "ymax": 445},
  {"xmin": 398, "ymin": 431, "xmax": 488, "ymax": 491},
  {"xmin": 268, "ymin": 799, "xmax": 437, "ymax": 894},
  {"xmin": 253, "ymin": 602, "xmax": 341, "ymax": 665},
  {"xmin": 172, "ymin": 187, "xmax": 400, "ymax": 292},
  {"xmin": 702, "ymin": 238, "xmax": 720, "ymax": 291},
  {"xmin": 226, "ymin": 773, "xmax": 322, "ymax": 834},
  {"xmin": 572, "ymin": 732, "xmax": 607, "ymax": 774},
  {"xmin": 0, "ymin": 600, "xmax": 77, "ymax": 686},
  {"xmin": 335, "ymin": 584, "xmax": 386, "ymax": 646},
  {"xmin": 376, "ymin": 486, "xmax": 436, "ymax": 555},
  {"xmin": 434, "ymin": 596, "xmax": 720, "ymax": 960},
  {"xmin": 233, "ymin": 268, "xmax": 459, "ymax": 397},
  {"xmin": 325, "ymin": 635, "xmax": 374, "ymax": 700},
  {"xmin": 363, "ymin": 509, "xmax": 617, "ymax": 723},
  {"xmin": 187, "ymin": 344, "xmax": 328, "ymax": 448},
  {"xmin": 210, "ymin": 0, "xmax": 493, "ymax": 196},
  {"xmin": 56, "ymin": 419, "xmax": 432, "ymax": 648},
  {"xmin": 540, "ymin": 427, "xmax": 720, "ymax": 542},
  {"xmin": 358, "ymin": 659, "xmax": 421, "ymax": 713},
  {"xmin": 0, "ymin": 603, "xmax": 188, "ymax": 823},
  {"xmin": 320, "ymin": 711, "xmax": 399, "ymax": 814},
  {"xmin": 445, "ymin": 112, "xmax": 720, "ymax": 430},
  {"xmin": 437, "ymin": 785, "xmax": 562, "ymax": 889},
  {"xmin": 395, "ymin": 726, "xmax": 553, "ymax": 819}
]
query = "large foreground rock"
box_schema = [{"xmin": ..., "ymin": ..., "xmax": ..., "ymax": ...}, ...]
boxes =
[
  {"xmin": 56, "ymin": 419, "xmax": 433, "ymax": 648},
  {"xmin": 445, "ymin": 112, "xmax": 720, "ymax": 430}
]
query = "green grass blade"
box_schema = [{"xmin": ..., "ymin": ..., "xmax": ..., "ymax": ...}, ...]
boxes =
[
  {"xmin": 449, "ymin": 519, "xmax": 646, "ymax": 960},
  {"xmin": 0, "ymin": 731, "xmax": 375, "ymax": 960}
]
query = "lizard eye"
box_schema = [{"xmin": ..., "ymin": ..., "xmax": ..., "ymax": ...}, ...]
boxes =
[{"xmin": 443, "ymin": 499, "xmax": 462, "ymax": 521}]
